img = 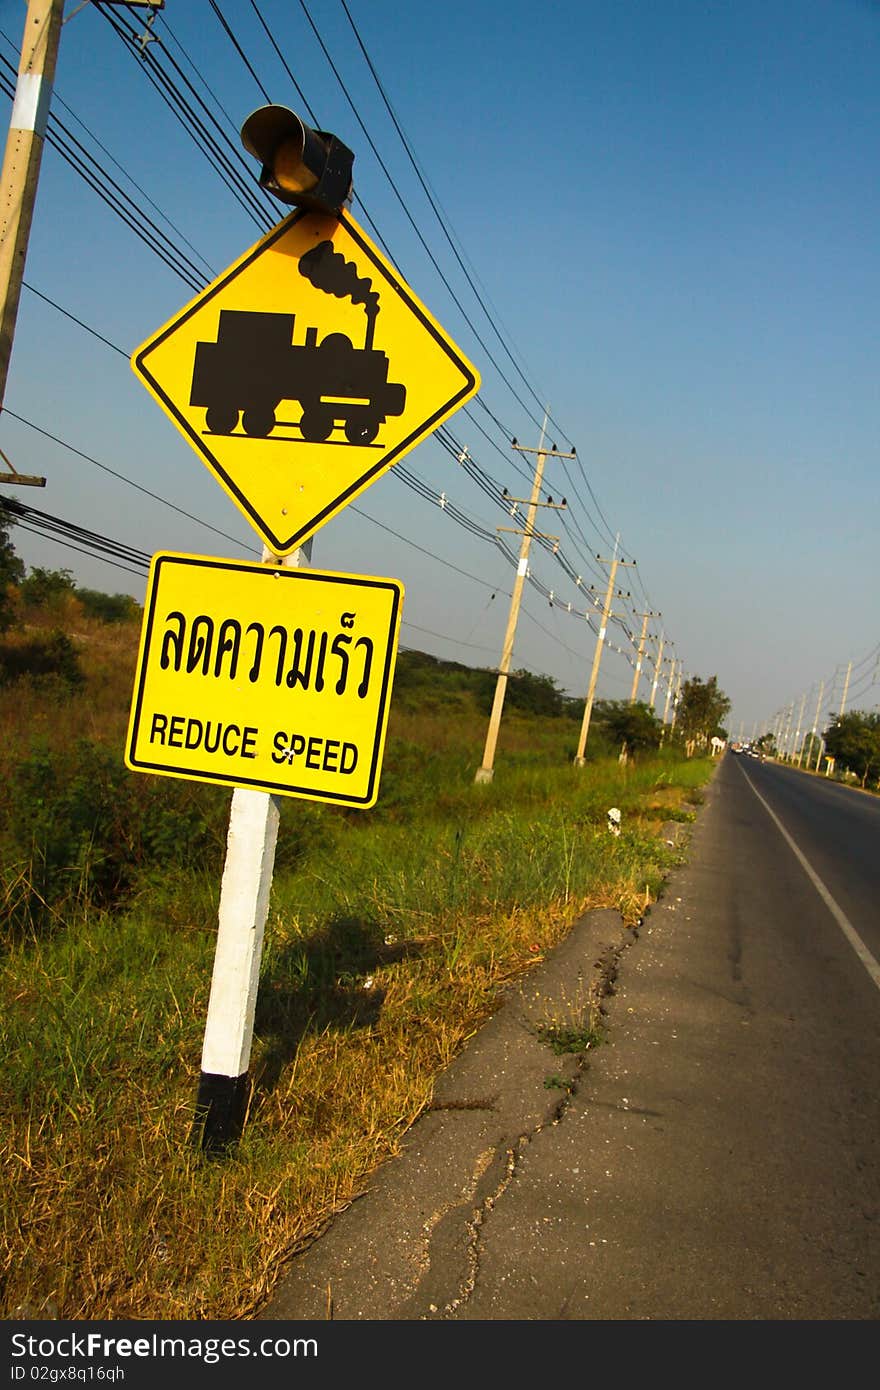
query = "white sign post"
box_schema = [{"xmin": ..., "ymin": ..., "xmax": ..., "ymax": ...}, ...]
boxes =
[{"xmin": 194, "ymin": 542, "xmax": 300, "ymax": 1152}]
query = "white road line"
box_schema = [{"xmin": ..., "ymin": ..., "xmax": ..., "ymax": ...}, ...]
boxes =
[{"xmin": 739, "ymin": 765, "xmax": 880, "ymax": 993}]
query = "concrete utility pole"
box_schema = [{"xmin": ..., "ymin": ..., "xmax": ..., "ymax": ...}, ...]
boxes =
[
  {"xmin": 573, "ymin": 537, "xmax": 636, "ymax": 766},
  {"xmin": 0, "ymin": 0, "xmax": 61, "ymax": 486},
  {"xmin": 792, "ymin": 690, "xmax": 807, "ymax": 766},
  {"xmin": 649, "ymin": 629, "xmax": 667, "ymax": 711},
  {"xmin": 659, "ymin": 658, "xmax": 679, "ymax": 747},
  {"xmin": 669, "ymin": 665, "xmax": 683, "ymax": 736},
  {"xmin": 0, "ymin": 0, "xmax": 158, "ymax": 486},
  {"xmin": 475, "ymin": 418, "xmax": 574, "ymax": 783},
  {"xmin": 783, "ymin": 703, "xmax": 795, "ymax": 760},
  {"xmin": 838, "ymin": 660, "xmax": 852, "ymax": 718},
  {"xmin": 806, "ymin": 679, "xmax": 824, "ymax": 771},
  {"xmin": 628, "ymin": 608, "xmax": 658, "ymax": 704},
  {"xmin": 194, "ymin": 542, "xmax": 310, "ymax": 1152},
  {"xmin": 661, "ymin": 657, "xmax": 677, "ymax": 725}
]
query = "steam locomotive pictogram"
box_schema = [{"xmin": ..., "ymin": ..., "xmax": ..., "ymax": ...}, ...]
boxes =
[{"xmin": 189, "ymin": 240, "xmax": 407, "ymax": 446}]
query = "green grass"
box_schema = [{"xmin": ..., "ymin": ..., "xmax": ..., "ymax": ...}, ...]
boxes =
[{"xmin": 0, "ymin": 618, "xmax": 716, "ymax": 1320}]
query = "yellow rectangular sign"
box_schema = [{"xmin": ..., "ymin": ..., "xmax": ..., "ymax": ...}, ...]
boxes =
[{"xmin": 125, "ymin": 553, "xmax": 403, "ymax": 807}]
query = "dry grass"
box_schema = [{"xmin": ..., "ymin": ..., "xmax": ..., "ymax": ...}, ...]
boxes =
[{"xmin": 0, "ymin": 613, "xmax": 715, "ymax": 1320}]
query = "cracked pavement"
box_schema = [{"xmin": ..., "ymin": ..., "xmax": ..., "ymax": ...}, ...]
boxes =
[
  {"xmin": 259, "ymin": 764, "xmax": 880, "ymax": 1320},
  {"xmin": 256, "ymin": 898, "xmax": 648, "ymax": 1321}
]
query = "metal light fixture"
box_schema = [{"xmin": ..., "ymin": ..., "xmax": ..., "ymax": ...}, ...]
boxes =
[{"xmin": 240, "ymin": 105, "xmax": 354, "ymax": 216}]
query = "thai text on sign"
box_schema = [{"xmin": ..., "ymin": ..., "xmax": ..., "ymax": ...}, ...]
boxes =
[{"xmin": 126, "ymin": 553, "xmax": 403, "ymax": 807}]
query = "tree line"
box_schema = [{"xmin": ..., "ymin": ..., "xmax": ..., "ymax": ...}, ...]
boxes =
[{"xmin": 2, "ymin": 509, "xmax": 735, "ymax": 752}]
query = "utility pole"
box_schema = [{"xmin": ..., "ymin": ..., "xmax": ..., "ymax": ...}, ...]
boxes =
[
  {"xmin": 0, "ymin": 0, "xmax": 61, "ymax": 486},
  {"xmin": 475, "ymin": 419, "xmax": 574, "ymax": 783},
  {"xmin": 781, "ymin": 703, "xmax": 794, "ymax": 761},
  {"xmin": 792, "ymin": 690, "xmax": 807, "ymax": 766},
  {"xmin": 806, "ymin": 679, "xmax": 824, "ymax": 771},
  {"xmin": 773, "ymin": 710, "xmax": 784, "ymax": 758},
  {"xmin": 628, "ymin": 609, "xmax": 658, "ymax": 703},
  {"xmin": 0, "ymin": 0, "xmax": 159, "ymax": 486},
  {"xmin": 838, "ymin": 660, "xmax": 852, "ymax": 717},
  {"xmin": 649, "ymin": 629, "xmax": 667, "ymax": 711},
  {"xmin": 669, "ymin": 665, "xmax": 683, "ymax": 737},
  {"xmin": 661, "ymin": 657, "xmax": 677, "ymax": 725},
  {"xmin": 659, "ymin": 658, "xmax": 679, "ymax": 747},
  {"xmin": 573, "ymin": 537, "xmax": 636, "ymax": 766}
]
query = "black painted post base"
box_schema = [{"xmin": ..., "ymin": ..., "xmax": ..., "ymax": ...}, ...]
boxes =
[{"xmin": 191, "ymin": 1071, "xmax": 250, "ymax": 1155}]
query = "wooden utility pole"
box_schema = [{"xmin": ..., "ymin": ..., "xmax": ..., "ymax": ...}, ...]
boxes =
[
  {"xmin": 0, "ymin": 0, "xmax": 61, "ymax": 486},
  {"xmin": 628, "ymin": 608, "xmax": 658, "ymax": 704},
  {"xmin": 194, "ymin": 540, "xmax": 310, "ymax": 1152},
  {"xmin": 573, "ymin": 537, "xmax": 636, "ymax": 766},
  {"xmin": 475, "ymin": 419, "xmax": 574, "ymax": 783}
]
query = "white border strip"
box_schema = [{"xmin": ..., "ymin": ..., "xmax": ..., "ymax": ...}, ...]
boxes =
[
  {"xmin": 10, "ymin": 73, "xmax": 50, "ymax": 138},
  {"xmin": 740, "ymin": 765, "xmax": 880, "ymax": 993}
]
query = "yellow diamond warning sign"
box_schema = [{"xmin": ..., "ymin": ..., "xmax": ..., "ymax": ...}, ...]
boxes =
[
  {"xmin": 125, "ymin": 552, "xmax": 403, "ymax": 807},
  {"xmin": 131, "ymin": 210, "xmax": 480, "ymax": 555}
]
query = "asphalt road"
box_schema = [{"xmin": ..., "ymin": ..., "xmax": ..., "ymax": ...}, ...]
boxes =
[
  {"xmin": 460, "ymin": 755, "xmax": 880, "ymax": 1319},
  {"xmin": 263, "ymin": 754, "xmax": 880, "ymax": 1320},
  {"xmin": 732, "ymin": 755, "xmax": 880, "ymax": 972}
]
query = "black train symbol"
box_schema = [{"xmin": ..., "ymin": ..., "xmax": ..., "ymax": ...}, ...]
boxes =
[{"xmin": 190, "ymin": 240, "xmax": 406, "ymax": 443}]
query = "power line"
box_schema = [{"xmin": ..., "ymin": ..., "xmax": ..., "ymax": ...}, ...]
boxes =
[
  {"xmin": 1, "ymin": 8, "xmax": 671, "ymax": 688},
  {"xmin": 2, "ymin": 409, "xmax": 260, "ymax": 556},
  {"xmin": 0, "ymin": 58, "xmax": 207, "ymax": 292},
  {"xmin": 94, "ymin": 2, "xmax": 276, "ymax": 232}
]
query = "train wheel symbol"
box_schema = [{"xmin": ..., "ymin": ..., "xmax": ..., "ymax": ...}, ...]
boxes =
[
  {"xmin": 206, "ymin": 404, "xmax": 238, "ymax": 435},
  {"xmin": 300, "ymin": 406, "xmax": 335, "ymax": 443},
  {"xmin": 344, "ymin": 415, "xmax": 379, "ymax": 445},
  {"xmin": 242, "ymin": 405, "xmax": 276, "ymax": 438}
]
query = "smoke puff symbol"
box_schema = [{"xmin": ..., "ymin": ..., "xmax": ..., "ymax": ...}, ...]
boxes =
[{"xmin": 299, "ymin": 240, "xmax": 379, "ymax": 315}]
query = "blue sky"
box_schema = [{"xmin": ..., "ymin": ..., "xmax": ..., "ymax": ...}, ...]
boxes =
[{"xmin": 1, "ymin": 0, "xmax": 878, "ymax": 738}]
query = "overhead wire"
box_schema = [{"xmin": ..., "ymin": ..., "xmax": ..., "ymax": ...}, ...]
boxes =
[
  {"xmin": 282, "ymin": 0, "xmax": 551, "ymax": 441},
  {"xmin": 2, "ymin": 409, "xmax": 261, "ymax": 557},
  {"xmin": 93, "ymin": 2, "xmax": 276, "ymax": 233},
  {"xmin": 150, "ymin": 4, "xmax": 638, "ymax": 647},
  {"xmin": 0, "ymin": 25, "xmax": 215, "ymax": 281},
  {"xmin": 337, "ymin": 0, "xmax": 566, "ymax": 445},
  {"xmin": 0, "ymin": 56, "xmax": 207, "ymax": 292},
  {"xmin": 299, "ymin": 8, "xmax": 624, "ymax": 552},
  {"xmin": 152, "ymin": 3, "xmax": 642, "ymax": 632},
  {"xmin": 5, "ymin": 4, "xmax": 664, "ymax": 699},
  {"xmin": 1, "ymin": 495, "xmax": 151, "ymax": 576}
]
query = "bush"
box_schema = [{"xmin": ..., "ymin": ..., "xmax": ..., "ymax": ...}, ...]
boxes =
[
  {"xmin": 593, "ymin": 699, "xmax": 663, "ymax": 753},
  {"xmin": 0, "ymin": 510, "xmax": 25, "ymax": 633},
  {"xmin": 0, "ymin": 737, "xmax": 231, "ymax": 935},
  {"xmin": 0, "ymin": 629, "xmax": 84, "ymax": 688},
  {"xmin": 19, "ymin": 566, "xmax": 77, "ymax": 610},
  {"xmin": 76, "ymin": 589, "xmax": 141, "ymax": 624}
]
